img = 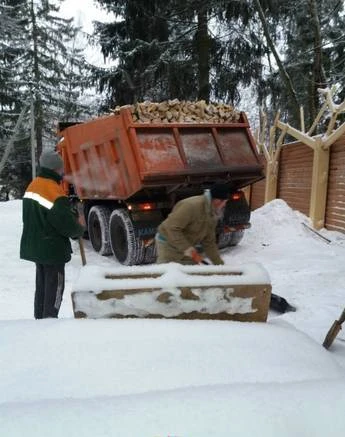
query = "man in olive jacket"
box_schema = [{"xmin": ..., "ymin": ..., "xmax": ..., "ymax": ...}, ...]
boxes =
[
  {"xmin": 20, "ymin": 150, "xmax": 84, "ymax": 319},
  {"xmin": 156, "ymin": 183, "xmax": 229, "ymax": 265}
]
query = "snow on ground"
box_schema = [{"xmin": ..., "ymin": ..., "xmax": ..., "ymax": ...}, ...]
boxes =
[{"xmin": 1, "ymin": 199, "xmax": 345, "ymax": 436}]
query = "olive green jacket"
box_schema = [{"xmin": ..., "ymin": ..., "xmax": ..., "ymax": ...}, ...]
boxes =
[
  {"xmin": 157, "ymin": 193, "xmax": 223, "ymax": 265},
  {"xmin": 20, "ymin": 168, "xmax": 84, "ymax": 264}
]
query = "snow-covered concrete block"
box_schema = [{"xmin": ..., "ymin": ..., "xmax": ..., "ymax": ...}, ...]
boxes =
[{"xmin": 71, "ymin": 262, "xmax": 271, "ymax": 322}]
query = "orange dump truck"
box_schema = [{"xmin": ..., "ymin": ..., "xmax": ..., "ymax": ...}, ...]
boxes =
[{"xmin": 57, "ymin": 105, "xmax": 264, "ymax": 265}]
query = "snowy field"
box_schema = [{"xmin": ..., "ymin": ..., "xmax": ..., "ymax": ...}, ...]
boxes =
[{"xmin": 1, "ymin": 199, "xmax": 345, "ymax": 436}]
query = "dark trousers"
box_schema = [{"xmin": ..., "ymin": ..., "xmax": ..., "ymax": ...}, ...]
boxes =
[{"xmin": 34, "ymin": 263, "xmax": 65, "ymax": 319}]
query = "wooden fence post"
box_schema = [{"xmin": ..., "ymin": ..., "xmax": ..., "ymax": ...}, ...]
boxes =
[
  {"xmin": 252, "ymin": 89, "xmax": 345, "ymax": 228},
  {"xmin": 264, "ymin": 159, "xmax": 279, "ymax": 203},
  {"xmin": 309, "ymin": 139, "xmax": 330, "ymax": 229}
]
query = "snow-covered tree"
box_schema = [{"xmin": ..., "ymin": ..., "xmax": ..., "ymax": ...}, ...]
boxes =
[
  {"xmin": 91, "ymin": 0, "xmax": 345, "ymax": 129},
  {"xmin": 0, "ymin": 1, "xmax": 31, "ymax": 199},
  {"xmin": 0, "ymin": 0, "xmax": 96, "ymax": 198},
  {"xmin": 22, "ymin": 0, "xmax": 96, "ymax": 157},
  {"xmin": 0, "ymin": 1, "xmax": 27, "ymax": 137},
  {"xmin": 254, "ymin": 0, "xmax": 345, "ymax": 126},
  {"xmin": 92, "ymin": 0, "xmax": 264, "ymax": 107}
]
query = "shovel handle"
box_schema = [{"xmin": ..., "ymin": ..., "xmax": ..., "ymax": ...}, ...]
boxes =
[
  {"xmin": 78, "ymin": 237, "xmax": 87, "ymax": 266},
  {"xmin": 323, "ymin": 321, "xmax": 342, "ymax": 349},
  {"xmin": 338, "ymin": 308, "xmax": 345, "ymax": 324}
]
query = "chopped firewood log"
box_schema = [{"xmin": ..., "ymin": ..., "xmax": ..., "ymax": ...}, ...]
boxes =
[{"xmin": 111, "ymin": 99, "xmax": 241, "ymax": 123}]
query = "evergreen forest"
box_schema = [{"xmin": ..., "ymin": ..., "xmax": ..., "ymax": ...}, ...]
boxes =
[{"xmin": 1, "ymin": 0, "xmax": 345, "ymax": 198}]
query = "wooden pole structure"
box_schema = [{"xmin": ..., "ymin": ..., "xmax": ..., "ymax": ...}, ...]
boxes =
[
  {"xmin": 264, "ymin": 87, "xmax": 345, "ymax": 230},
  {"xmin": 78, "ymin": 237, "xmax": 87, "ymax": 266},
  {"xmin": 256, "ymin": 110, "xmax": 284, "ymax": 204},
  {"xmin": 300, "ymin": 106, "xmax": 305, "ymax": 133},
  {"xmin": 309, "ymin": 138, "xmax": 330, "ymax": 229}
]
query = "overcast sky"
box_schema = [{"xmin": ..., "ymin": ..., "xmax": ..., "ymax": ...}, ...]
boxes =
[
  {"xmin": 60, "ymin": 0, "xmax": 112, "ymax": 33},
  {"xmin": 59, "ymin": 0, "xmax": 115, "ymax": 65}
]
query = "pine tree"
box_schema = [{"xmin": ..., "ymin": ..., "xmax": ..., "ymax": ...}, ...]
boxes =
[
  {"xmin": 254, "ymin": 0, "xmax": 345, "ymax": 126},
  {"xmin": 0, "ymin": 1, "xmax": 31, "ymax": 199},
  {"xmin": 93, "ymin": 0, "xmax": 173, "ymax": 106},
  {"xmin": 92, "ymin": 0, "xmax": 265, "ymax": 107},
  {"xmin": 0, "ymin": 1, "xmax": 27, "ymax": 139},
  {"xmin": 23, "ymin": 0, "xmax": 96, "ymax": 157},
  {"xmin": 0, "ymin": 0, "xmax": 95, "ymax": 198},
  {"xmin": 92, "ymin": 0, "xmax": 345, "ymax": 126}
]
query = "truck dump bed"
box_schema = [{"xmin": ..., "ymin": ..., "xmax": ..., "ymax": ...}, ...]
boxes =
[{"xmin": 59, "ymin": 107, "xmax": 263, "ymax": 200}]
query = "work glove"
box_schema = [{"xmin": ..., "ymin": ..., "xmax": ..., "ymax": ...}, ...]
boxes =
[
  {"xmin": 71, "ymin": 204, "xmax": 79, "ymax": 219},
  {"xmin": 184, "ymin": 246, "xmax": 204, "ymax": 264},
  {"xmin": 69, "ymin": 203, "xmax": 86, "ymax": 236}
]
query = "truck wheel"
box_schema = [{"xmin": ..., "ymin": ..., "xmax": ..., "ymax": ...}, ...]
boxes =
[
  {"xmin": 229, "ymin": 230, "xmax": 244, "ymax": 246},
  {"xmin": 109, "ymin": 209, "xmax": 143, "ymax": 265},
  {"xmin": 217, "ymin": 231, "xmax": 232, "ymax": 249},
  {"xmin": 88, "ymin": 206, "xmax": 112, "ymax": 255},
  {"xmin": 217, "ymin": 230, "xmax": 244, "ymax": 249}
]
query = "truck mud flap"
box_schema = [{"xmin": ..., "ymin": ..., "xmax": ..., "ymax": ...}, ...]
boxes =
[
  {"xmin": 71, "ymin": 263, "xmax": 271, "ymax": 322},
  {"xmin": 131, "ymin": 210, "xmax": 162, "ymax": 264}
]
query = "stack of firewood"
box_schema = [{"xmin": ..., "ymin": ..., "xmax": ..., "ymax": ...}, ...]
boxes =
[{"xmin": 112, "ymin": 99, "xmax": 241, "ymax": 123}]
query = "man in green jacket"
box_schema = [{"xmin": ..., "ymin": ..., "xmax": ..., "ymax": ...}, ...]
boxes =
[
  {"xmin": 156, "ymin": 183, "xmax": 230, "ymax": 265},
  {"xmin": 20, "ymin": 150, "xmax": 84, "ymax": 319}
]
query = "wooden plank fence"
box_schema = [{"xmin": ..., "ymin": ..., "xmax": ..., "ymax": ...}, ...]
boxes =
[
  {"xmin": 277, "ymin": 142, "xmax": 313, "ymax": 216},
  {"xmin": 250, "ymin": 133, "xmax": 345, "ymax": 233},
  {"xmin": 249, "ymin": 154, "xmax": 266, "ymax": 210},
  {"xmin": 325, "ymin": 135, "xmax": 345, "ymax": 232}
]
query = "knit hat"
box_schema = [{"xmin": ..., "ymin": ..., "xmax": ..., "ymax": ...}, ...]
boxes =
[
  {"xmin": 39, "ymin": 150, "xmax": 64, "ymax": 171},
  {"xmin": 210, "ymin": 183, "xmax": 230, "ymax": 200}
]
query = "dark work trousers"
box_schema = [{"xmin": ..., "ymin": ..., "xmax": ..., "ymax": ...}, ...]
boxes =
[{"xmin": 34, "ymin": 263, "xmax": 65, "ymax": 319}]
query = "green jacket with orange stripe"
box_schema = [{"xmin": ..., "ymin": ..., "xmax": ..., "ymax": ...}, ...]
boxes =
[{"xmin": 20, "ymin": 168, "xmax": 84, "ymax": 264}]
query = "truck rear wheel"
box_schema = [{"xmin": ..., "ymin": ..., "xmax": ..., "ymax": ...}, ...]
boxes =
[
  {"xmin": 217, "ymin": 229, "xmax": 244, "ymax": 249},
  {"xmin": 88, "ymin": 206, "xmax": 112, "ymax": 255},
  {"xmin": 109, "ymin": 209, "xmax": 143, "ymax": 265},
  {"xmin": 217, "ymin": 231, "xmax": 232, "ymax": 249},
  {"xmin": 229, "ymin": 230, "xmax": 244, "ymax": 246}
]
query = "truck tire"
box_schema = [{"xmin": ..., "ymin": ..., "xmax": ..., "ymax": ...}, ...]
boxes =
[
  {"xmin": 217, "ymin": 231, "xmax": 232, "ymax": 249},
  {"xmin": 229, "ymin": 230, "xmax": 244, "ymax": 246},
  {"xmin": 109, "ymin": 209, "xmax": 144, "ymax": 265},
  {"xmin": 88, "ymin": 206, "xmax": 112, "ymax": 256},
  {"xmin": 217, "ymin": 230, "xmax": 244, "ymax": 249}
]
